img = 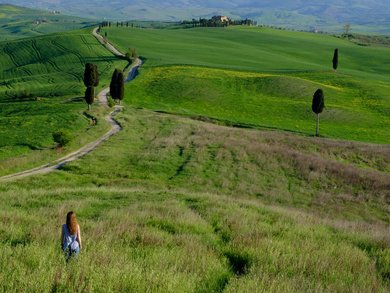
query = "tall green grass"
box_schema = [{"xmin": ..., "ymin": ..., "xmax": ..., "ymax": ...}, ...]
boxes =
[
  {"xmin": 0, "ymin": 109, "xmax": 388, "ymax": 291},
  {"xmin": 0, "ymin": 22, "xmax": 389, "ymax": 292}
]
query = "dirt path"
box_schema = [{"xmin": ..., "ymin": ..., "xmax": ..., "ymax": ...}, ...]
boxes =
[
  {"xmin": 0, "ymin": 29, "xmax": 142, "ymax": 183},
  {"xmin": 92, "ymin": 27, "xmax": 125, "ymax": 58}
]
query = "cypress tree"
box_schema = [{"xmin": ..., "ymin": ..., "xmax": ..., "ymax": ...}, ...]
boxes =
[
  {"xmin": 83, "ymin": 63, "xmax": 99, "ymax": 87},
  {"xmin": 117, "ymin": 71, "xmax": 125, "ymax": 104},
  {"xmin": 110, "ymin": 69, "xmax": 125, "ymax": 104},
  {"xmin": 312, "ymin": 89, "xmax": 325, "ymax": 137},
  {"xmin": 83, "ymin": 63, "xmax": 99, "ymax": 110},
  {"xmin": 92, "ymin": 64, "xmax": 99, "ymax": 87},
  {"xmin": 332, "ymin": 48, "xmax": 338, "ymax": 71},
  {"xmin": 85, "ymin": 86, "xmax": 95, "ymax": 111},
  {"xmin": 83, "ymin": 63, "xmax": 94, "ymax": 87},
  {"xmin": 110, "ymin": 69, "xmax": 120, "ymax": 101}
]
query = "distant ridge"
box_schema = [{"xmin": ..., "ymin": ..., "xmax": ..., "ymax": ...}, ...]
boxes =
[{"xmin": 1, "ymin": 0, "xmax": 390, "ymax": 34}]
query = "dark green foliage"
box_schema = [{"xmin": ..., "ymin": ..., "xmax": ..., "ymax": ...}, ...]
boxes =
[
  {"xmin": 110, "ymin": 68, "xmax": 125, "ymax": 102},
  {"xmin": 110, "ymin": 69, "xmax": 120, "ymax": 100},
  {"xmin": 83, "ymin": 63, "xmax": 94, "ymax": 87},
  {"xmin": 93, "ymin": 64, "xmax": 99, "ymax": 87},
  {"xmin": 312, "ymin": 89, "xmax": 325, "ymax": 136},
  {"xmin": 333, "ymin": 48, "xmax": 339, "ymax": 71},
  {"xmin": 52, "ymin": 129, "xmax": 72, "ymax": 147},
  {"xmin": 107, "ymin": 96, "xmax": 116, "ymax": 108},
  {"xmin": 117, "ymin": 71, "xmax": 125, "ymax": 102},
  {"xmin": 312, "ymin": 89, "xmax": 325, "ymax": 114},
  {"xmin": 85, "ymin": 86, "xmax": 95, "ymax": 110},
  {"xmin": 125, "ymin": 48, "xmax": 137, "ymax": 61},
  {"xmin": 83, "ymin": 63, "xmax": 98, "ymax": 110},
  {"xmin": 83, "ymin": 63, "xmax": 99, "ymax": 87},
  {"xmin": 224, "ymin": 250, "xmax": 252, "ymax": 276}
]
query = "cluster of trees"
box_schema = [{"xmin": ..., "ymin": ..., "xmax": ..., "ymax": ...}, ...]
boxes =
[
  {"xmin": 82, "ymin": 63, "xmax": 125, "ymax": 110},
  {"xmin": 181, "ymin": 17, "xmax": 257, "ymax": 28}
]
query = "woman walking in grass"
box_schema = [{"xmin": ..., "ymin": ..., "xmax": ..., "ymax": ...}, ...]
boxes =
[{"xmin": 61, "ymin": 211, "xmax": 82, "ymax": 262}]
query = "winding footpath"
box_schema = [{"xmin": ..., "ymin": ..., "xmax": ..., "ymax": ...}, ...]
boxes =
[{"xmin": 0, "ymin": 28, "xmax": 142, "ymax": 182}]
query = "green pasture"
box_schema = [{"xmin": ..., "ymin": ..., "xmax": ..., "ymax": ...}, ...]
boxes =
[
  {"xmin": 103, "ymin": 26, "xmax": 390, "ymax": 80},
  {"xmin": 0, "ymin": 4, "xmax": 95, "ymax": 41},
  {"xmin": 126, "ymin": 66, "xmax": 389, "ymax": 143},
  {"xmin": 0, "ymin": 19, "xmax": 389, "ymax": 292},
  {"xmin": 0, "ymin": 30, "xmax": 126, "ymax": 99},
  {"xmin": 0, "ymin": 109, "xmax": 388, "ymax": 292},
  {"xmin": 102, "ymin": 26, "xmax": 390, "ymax": 143},
  {"xmin": 0, "ymin": 29, "xmax": 127, "ymax": 175}
]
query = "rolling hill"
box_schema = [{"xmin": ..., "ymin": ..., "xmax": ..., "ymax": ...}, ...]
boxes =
[
  {"xmin": 0, "ymin": 6, "xmax": 389, "ymax": 293},
  {"xmin": 0, "ymin": 28, "xmax": 127, "ymax": 175},
  {"xmin": 102, "ymin": 26, "xmax": 390, "ymax": 143},
  {"xmin": 0, "ymin": 4, "xmax": 95, "ymax": 41}
]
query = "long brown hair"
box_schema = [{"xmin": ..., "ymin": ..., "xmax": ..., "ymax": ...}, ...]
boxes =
[{"xmin": 66, "ymin": 211, "xmax": 78, "ymax": 235}]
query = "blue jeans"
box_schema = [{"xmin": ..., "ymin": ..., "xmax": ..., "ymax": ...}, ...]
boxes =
[{"xmin": 64, "ymin": 246, "xmax": 80, "ymax": 262}]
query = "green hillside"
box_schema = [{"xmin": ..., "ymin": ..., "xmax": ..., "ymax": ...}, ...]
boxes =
[
  {"xmin": 0, "ymin": 29, "xmax": 127, "ymax": 175},
  {"xmin": 0, "ymin": 17, "xmax": 389, "ymax": 292},
  {"xmin": 0, "ymin": 4, "xmax": 95, "ymax": 41},
  {"xmin": 0, "ymin": 108, "xmax": 389, "ymax": 291},
  {"xmin": 101, "ymin": 26, "xmax": 390, "ymax": 143},
  {"xmin": 103, "ymin": 26, "xmax": 390, "ymax": 78},
  {"xmin": 0, "ymin": 30, "xmax": 125, "ymax": 98}
]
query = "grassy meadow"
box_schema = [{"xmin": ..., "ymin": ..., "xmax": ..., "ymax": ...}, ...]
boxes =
[
  {"xmin": 0, "ymin": 29, "xmax": 127, "ymax": 175},
  {"xmin": 102, "ymin": 26, "xmax": 390, "ymax": 143},
  {"xmin": 0, "ymin": 17, "xmax": 389, "ymax": 292},
  {"xmin": 0, "ymin": 108, "xmax": 389, "ymax": 292},
  {"xmin": 0, "ymin": 4, "xmax": 95, "ymax": 41}
]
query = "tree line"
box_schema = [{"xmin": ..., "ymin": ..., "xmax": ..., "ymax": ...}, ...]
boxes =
[
  {"xmin": 181, "ymin": 17, "xmax": 257, "ymax": 28},
  {"xmin": 99, "ymin": 21, "xmax": 134, "ymax": 29}
]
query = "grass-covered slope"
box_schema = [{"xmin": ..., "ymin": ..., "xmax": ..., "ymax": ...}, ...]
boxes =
[
  {"xmin": 0, "ymin": 109, "xmax": 388, "ymax": 291},
  {"xmin": 0, "ymin": 29, "xmax": 127, "ymax": 175},
  {"xmin": 0, "ymin": 30, "xmax": 123, "ymax": 99},
  {"xmin": 104, "ymin": 26, "xmax": 390, "ymax": 143},
  {"xmin": 103, "ymin": 26, "xmax": 390, "ymax": 78},
  {"xmin": 0, "ymin": 4, "xmax": 94, "ymax": 41},
  {"xmin": 127, "ymin": 66, "xmax": 390, "ymax": 143}
]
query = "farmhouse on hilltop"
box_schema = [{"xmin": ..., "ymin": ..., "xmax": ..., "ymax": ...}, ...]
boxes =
[{"xmin": 212, "ymin": 15, "xmax": 230, "ymax": 23}]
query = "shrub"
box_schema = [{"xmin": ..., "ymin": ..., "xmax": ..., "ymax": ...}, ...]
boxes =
[
  {"xmin": 52, "ymin": 130, "xmax": 72, "ymax": 147},
  {"xmin": 107, "ymin": 96, "xmax": 116, "ymax": 108}
]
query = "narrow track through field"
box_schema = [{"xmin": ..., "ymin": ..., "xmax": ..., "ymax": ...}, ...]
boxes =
[{"xmin": 0, "ymin": 28, "xmax": 142, "ymax": 182}]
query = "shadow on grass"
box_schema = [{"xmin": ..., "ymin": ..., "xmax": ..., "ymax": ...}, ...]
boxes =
[
  {"xmin": 223, "ymin": 250, "xmax": 252, "ymax": 276},
  {"xmin": 152, "ymin": 109, "xmax": 312, "ymax": 137}
]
